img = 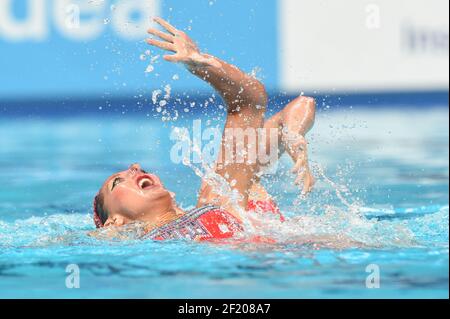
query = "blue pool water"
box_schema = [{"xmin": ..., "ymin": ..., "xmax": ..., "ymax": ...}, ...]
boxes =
[{"xmin": 0, "ymin": 104, "xmax": 448, "ymax": 298}]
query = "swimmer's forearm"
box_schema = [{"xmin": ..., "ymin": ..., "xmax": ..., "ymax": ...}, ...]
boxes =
[{"xmin": 186, "ymin": 53, "xmax": 267, "ymax": 114}]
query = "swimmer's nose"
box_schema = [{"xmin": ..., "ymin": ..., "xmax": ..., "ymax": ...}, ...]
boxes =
[{"xmin": 129, "ymin": 163, "xmax": 142, "ymax": 175}]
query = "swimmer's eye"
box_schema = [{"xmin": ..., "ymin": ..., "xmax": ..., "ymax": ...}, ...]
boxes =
[{"xmin": 111, "ymin": 177, "xmax": 124, "ymax": 191}]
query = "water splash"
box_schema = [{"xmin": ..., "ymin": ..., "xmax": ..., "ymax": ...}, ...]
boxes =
[
  {"xmin": 168, "ymin": 123, "xmax": 432, "ymax": 249},
  {"xmin": 170, "ymin": 127, "xmax": 256, "ymax": 233},
  {"xmin": 0, "ymin": 203, "xmax": 446, "ymax": 249},
  {"xmin": 246, "ymin": 158, "xmax": 427, "ymax": 248},
  {"xmin": 152, "ymin": 89, "xmax": 162, "ymax": 104},
  {"xmin": 145, "ymin": 64, "xmax": 154, "ymax": 73}
]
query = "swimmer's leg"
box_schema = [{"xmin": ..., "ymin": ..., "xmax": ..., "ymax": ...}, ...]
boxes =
[
  {"xmin": 251, "ymin": 95, "xmax": 316, "ymax": 197},
  {"xmin": 263, "ymin": 95, "xmax": 316, "ymax": 157}
]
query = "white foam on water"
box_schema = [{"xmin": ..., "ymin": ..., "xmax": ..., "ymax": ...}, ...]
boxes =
[{"xmin": 168, "ymin": 122, "xmax": 436, "ymax": 249}]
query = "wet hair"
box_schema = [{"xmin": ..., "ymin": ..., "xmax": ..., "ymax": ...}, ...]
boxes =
[{"xmin": 93, "ymin": 192, "xmax": 109, "ymax": 228}]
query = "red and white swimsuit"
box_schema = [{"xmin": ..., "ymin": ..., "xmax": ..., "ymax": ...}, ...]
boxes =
[{"xmin": 145, "ymin": 200, "xmax": 283, "ymax": 241}]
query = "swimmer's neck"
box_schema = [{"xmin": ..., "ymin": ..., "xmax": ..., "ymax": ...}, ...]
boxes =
[{"xmin": 143, "ymin": 206, "xmax": 185, "ymax": 233}]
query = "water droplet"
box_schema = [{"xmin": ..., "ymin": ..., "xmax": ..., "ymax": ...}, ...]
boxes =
[
  {"xmin": 151, "ymin": 55, "xmax": 160, "ymax": 63},
  {"xmin": 152, "ymin": 90, "xmax": 162, "ymax": 104},
  {"xmin": 164, "ymin": 84, "xmax": 171, "ymax": 99}
]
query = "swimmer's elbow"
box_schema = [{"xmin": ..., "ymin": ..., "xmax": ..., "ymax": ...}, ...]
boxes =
[
  {"xmin": 242, "ymin": 80, "xmax": 268, "ymax": 114},
  {"xmin": 252, "ymin": 81, "xmax": 268, "ymax": 109},
  {"xmin": 226, "ymin": 79, "xmax": 267, "ymax": 116}
]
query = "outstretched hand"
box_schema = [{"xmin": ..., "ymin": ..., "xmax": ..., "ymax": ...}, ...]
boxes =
[{"xmin": 147, "ymin": 17, "xmax": 213, "ymax": 67}]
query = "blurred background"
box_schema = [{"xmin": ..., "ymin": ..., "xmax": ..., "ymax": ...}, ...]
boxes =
[{"xmin": 0, "ymin": 0, "xmax": 448, "ymax": 109}]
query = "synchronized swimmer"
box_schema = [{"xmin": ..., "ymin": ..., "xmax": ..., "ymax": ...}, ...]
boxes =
[{"xmin": 93, "ymin": 17, "xmax": 316, "ymax": 241}]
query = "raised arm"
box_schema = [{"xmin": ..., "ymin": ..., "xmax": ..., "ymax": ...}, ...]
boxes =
[
  {"xmin": 147, "ymin": 18, "xmax": 267, "ymax": 116},
  {"xmin": 147, "ymin": 18, "xmax": 267, "ymax": 216}
]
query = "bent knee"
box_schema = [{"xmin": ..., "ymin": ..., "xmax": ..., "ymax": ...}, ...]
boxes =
[
  {"xmin": 297, "ymin": 96, "xmax": 316, "ymax": 109},
  {"xmin": 285, "ymin": 96, "xmax": 316, "ymax": 115}
]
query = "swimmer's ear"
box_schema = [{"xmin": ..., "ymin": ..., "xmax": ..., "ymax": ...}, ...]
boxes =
[
  {"xmin": 103, "ymin": 218, "xmax": 114, "ymax": 227},
  {"xmin": 104, "ymin": 216, "xmax": 126, "ymax": 227}
]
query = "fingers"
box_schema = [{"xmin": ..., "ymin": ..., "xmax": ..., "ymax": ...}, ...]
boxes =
[
  {"xmin": 291, "ymin": 154, "xmax": 306, "ymax": 174},
  {"xmin": 294, "ymin": 171, "xmax": 306, "ymax": 186},
  {"xmin": 293, "ymin": 165, "xmax": 315, "ymax": 195},
  {"xmin": 163, "ymin": 54, "xmax": 181, "ymax": 62},
  {"xmin": 292, "ymin": 136, "xmax": 307, "ymax": 148},
  {"xmin": 302, "ymin": 173, "xmax": 315, "ymax": 194},
  {"xmin": 146, "ymin": 39, "xmax": 176, "ymax": 52},
  {"xmin": 292, "ymin": 137, "xmax": 307, "ymax": 153},
  {"xmin": 147, "ymin": 28, "xmax": 174, "ymax": 42},
  {"xmin": 154, "ymin": 17, "xmax": 178, "ymax": 35},
  {"xmin": 294, "ymin": 171, "xmax": 314, "ymax": 195},
  {"xmin": 289, "ymin": 134, "xmax": 314, "ymax": 195},
  {"xmin": 291, "ymin": 160, "xmax": 302, "ymax": 174}
]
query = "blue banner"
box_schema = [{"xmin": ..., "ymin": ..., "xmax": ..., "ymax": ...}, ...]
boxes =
[{"xmin": 0, "ymin": 0, "xmax": 278, "ymax": 99}]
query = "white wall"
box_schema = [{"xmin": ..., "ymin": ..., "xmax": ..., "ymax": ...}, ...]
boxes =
[{"xmin": 279, "ymin": 0, "xmax": 449, "ymax": 93}]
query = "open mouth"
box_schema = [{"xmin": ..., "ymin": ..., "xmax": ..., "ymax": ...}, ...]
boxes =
[{"xmin": 137, "ymin": 175, "xmax": 156, "ymax": 190}]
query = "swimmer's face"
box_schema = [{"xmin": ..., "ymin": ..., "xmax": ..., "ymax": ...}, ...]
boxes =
[{"xmin": 97, "ymin": 164, "xmax": 175, "ymax": 227}]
